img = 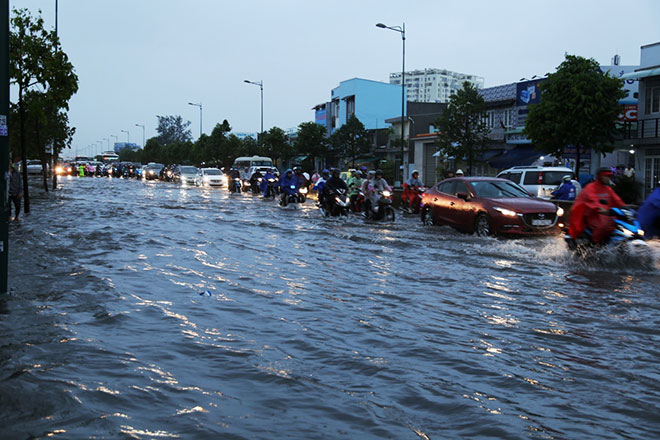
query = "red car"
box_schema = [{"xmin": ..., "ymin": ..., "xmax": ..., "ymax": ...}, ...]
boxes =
[{"xmin": 420, "ymin": 177, "xmax": 564, "ymax": 236}]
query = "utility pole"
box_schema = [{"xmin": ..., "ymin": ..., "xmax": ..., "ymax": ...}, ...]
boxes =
[
  {"xmin": 1, "ymin": 0, "xmax": 9, "ymax": 293},
  {"xmin": 52, "ymin": 0, "xmax": 59, "ymax": 190}
]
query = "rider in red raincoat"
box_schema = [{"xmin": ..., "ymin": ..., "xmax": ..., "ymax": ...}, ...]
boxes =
[{"xmin": 568, "ymin": 167, "xmax": 625, "ymax": 244}]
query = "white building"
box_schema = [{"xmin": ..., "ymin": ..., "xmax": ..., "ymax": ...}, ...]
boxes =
[{"xmin": 389, "ymin": 68, "xmax": 484, "ymax": 103}]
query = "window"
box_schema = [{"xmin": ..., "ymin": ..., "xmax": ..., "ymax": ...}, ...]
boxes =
[
  {"xmin": 438, "ymin": 181, "xmax": 455, "ymax": 195},
  {"xmin": 454, "ymin": 181, "xmax": 470, "ymax": 197},
  {"xmin": 646, "ymin": 86, "xmax": 660, "ymax": 114},
  {"xmin": 346, "ymin": 96, "xmax": 355, "ymax": 119},
  {"xmin": 508, "ymin": 172, "xmax": 522, "ymax": 183},
  {"xmin": 523, "ymin": 171, "xmax": 540, "ymax": 185}
]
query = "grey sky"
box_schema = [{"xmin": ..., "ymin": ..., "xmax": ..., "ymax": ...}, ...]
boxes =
[{"xmin": 9, "ymin": 0, "xmax": 660, "ymax": 157}]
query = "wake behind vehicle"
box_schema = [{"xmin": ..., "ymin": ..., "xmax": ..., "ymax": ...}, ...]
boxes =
[{"xmin": 421, "ymin": 177, "xmax": 563, "ymax": 236}]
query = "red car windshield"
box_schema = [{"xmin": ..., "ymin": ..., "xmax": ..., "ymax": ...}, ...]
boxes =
[{"xmin": 471, "ymin": 181, "xmax": 531, "ymax": 198}]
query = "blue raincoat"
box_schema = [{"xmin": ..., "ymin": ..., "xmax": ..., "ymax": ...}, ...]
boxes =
[
  {"xmin": 638, "ymin": 187, "xmax": 660, "ymax": 239},
  {"xmin": 261, "ymin": 171, "xmax": 276, "ymax": 195},
  {"xmin": 279, "ymin": 171, "xmax": 300, "ymax": 196},
  {"xmin": 551, "ymin": 181, "xmax": 576, "ymax": 200}
]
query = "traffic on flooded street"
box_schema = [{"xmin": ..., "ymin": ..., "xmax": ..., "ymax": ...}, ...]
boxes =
[{"xmin": 2, "ymin": 175, "xmax": 659, "ymax": 439}]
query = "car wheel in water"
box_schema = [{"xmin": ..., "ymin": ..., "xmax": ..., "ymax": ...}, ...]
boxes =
[
  {"xmin": 421, "ymin": 207, "xmax": 433, "ymax": 226},
  {"xmin": 475, "ymin": 213, "xmax": 491, "ymax": 237}
]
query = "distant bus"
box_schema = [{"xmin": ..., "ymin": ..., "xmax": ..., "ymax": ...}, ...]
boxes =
[
  {"xmin": 101, "ymin": 151, "xmax": 119, "ymax": 163},
  {"xmin": 233, "ymin": 155, "xmax": 273, "ymax": 170},
  {"xmin": 74, "ymin": 155, "xmax": 90, "ymax": 162}
]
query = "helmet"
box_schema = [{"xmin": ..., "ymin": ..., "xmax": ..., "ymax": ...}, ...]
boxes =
[
  {"xmin": 375, "ymin": 169, "xmax": 383, "ymax": 177},
  {"xmin": 332, "ymin": 168, "xmax": 340, "ymax": 177},
  {"xmin": 596, "ymin": 167, "xmax": 613, "ymax": 176},
  {"xmin": 285, "ymin": 168, "xmax": 293, "ymax": 174},
  {"xmin": 367, "ymin": 170, "xmax": 376, "ymax": 176},
  {"xmin": 412, "ymin": 169, "xmax": 419, "ymax": 176},
  {"xmin": 455, "ymin": 169, "xmax": 464, "ymax": 176},
  {"xmin": 293, "ymin": 166, "xmax": 301, "ymax": 172},
  {"xmin": 360, "ymin": 166, "xmax": 367, "ymax": 172},
  {"xmin": 562, "ymin": 175, "xmax": 572, "ymax": 182},
  {"xmin": 356, "ymin": 170, "xmax": 363, "ymax": 177},
  {"xmin": 322, "ymin": 169, "xmax": 329, "ymax": 177}
]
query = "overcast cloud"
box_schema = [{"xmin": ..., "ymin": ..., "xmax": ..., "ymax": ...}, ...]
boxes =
[{"xmin": 8, "ymin": 0, "xmax": 660, "ymax": 157}]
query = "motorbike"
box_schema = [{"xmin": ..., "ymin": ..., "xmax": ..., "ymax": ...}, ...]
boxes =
[
  {"xmin": 251, "ymin": 177, "xmax": 262, "ymax": 194},
  {"xmin": 264, "ymin": 178, "xmax": 277, "ymax": 199},
  {"xmin": 241, "ymin": 179, "xmax": 252, "ymax": 193},
  {"xmin": 320, "ymin": 188, "xmax": 350, "ymax": 217},
  {"xmin": 365, "ymin": 190, "xmax": 395, "ymax": 221},
  {"xmin": 401, "ymin": 186, "xmax": 426, "ymax": 214},
  {"xmin": 565, "ymin": 207, "xmax": 650, "ymax": 259},
  {"xmin": 229, "ymin": 178, "xmax": 242, "ymax": 193},
  {"xmin": 297, "ymin": 186, "xmax": 308, "ymax": 203},
  {"xmin": 280, "ymin": 185, "xmax": 299, "ymax": 207}
]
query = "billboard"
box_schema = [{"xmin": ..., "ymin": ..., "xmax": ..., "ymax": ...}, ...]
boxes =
[{"xmin": 516, "ymin": 79, "xmax": 546, "ymax": 107}]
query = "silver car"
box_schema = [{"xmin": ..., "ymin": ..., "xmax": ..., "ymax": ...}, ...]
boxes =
[{"xmin": 195, "ymin": 168, "xmax": 227, "ymax": 187}]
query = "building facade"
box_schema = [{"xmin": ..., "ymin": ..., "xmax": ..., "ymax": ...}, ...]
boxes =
[
  {"xmin": 389, "ymin": 68, "xmax": 484, "ymax": 103},
  {"xmin": 313, "ymin": 78, "xmax": 405, "ymax": 136},
  {"xmin": 622, "ymin": 42, "xmax": 660, "ymax": 197}
]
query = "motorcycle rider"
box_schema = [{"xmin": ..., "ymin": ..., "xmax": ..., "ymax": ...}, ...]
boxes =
[
  {"xmin": 402, "ymin": 170, "xmax": 424, "ymax": 212},
  {"xmin": 637, "ymin": 186, "xmax": 660, "ymax": 239},
  {"xmin": 366, "ymin": 169, "xmax": 392, "ymax": 215},
  {"xmin": 278, "ymin": 169, "xmax": 300, "ymax": 206},
  {"xmin": 294, "ymin": 167, "xmax": 309, "ymax": 190},
  {"xmin": 347, "ymin": 169, "xmax": 364, "ymax": 211},
  {"xmin": 260, "ymin": 168, "xmax": 277, "ymax": 197},
  {"xmin": 567, "ymin": 167, "xmax": 626, "ymax": 245},
  {"xmin": 249, "ymin": 169, "xmax": 263, "ymax": 193},
  {"xmin": 313, "ymin": 169, "xmax": 330, "ymax": 202},
  {"xmin": 551, "ymin": 175, "xmax": 577, "ymax": 201},
  {"xmin": 228, "ymin": 167, "xmax": 241, "ymax": 192},
  {"xmin": 320, "ymin": 168, "xmax": 348, "ymax": 211}
]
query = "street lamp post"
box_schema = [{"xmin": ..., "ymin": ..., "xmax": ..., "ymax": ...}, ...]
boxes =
[
  {"xmin": 121, "ymin": 129, "xmax": 129, "ymax": 143},
  {"xmin": 103, "ymin": 137, "xmax": 110, "ymax": 150},
  {"xmin": 188, "ymin": 102, "xmax": 202, "ymax": 138},
  {"xmin": 110, "ymin": 134, "xmax": 118, "ymax": 151},
  {"xmin": 376, "ymin": 21, "xmax": 406, "ymax": 185},
  {"xmin": 244, "ymin": 79, "xmax": 264, "ymax": 148},
  {"xmin": 135, "ymin": 124, "xmax": 145, "ymax": 148}
]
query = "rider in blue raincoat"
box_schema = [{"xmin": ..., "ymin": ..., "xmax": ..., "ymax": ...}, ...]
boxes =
[
  {"xmin": 278, "ymin": 169, "xmax": 300, "ymax": 206},
  {"xmin": 551, "ymin": 175, "xmax": 576, "ymax": 201},
  {"xmin": 638, "ymin": 186, "xmax": 660, "ymax": 239},
  {"xmin": 260, "ymin": 168, "xmax": 277, "ymax": 197}
]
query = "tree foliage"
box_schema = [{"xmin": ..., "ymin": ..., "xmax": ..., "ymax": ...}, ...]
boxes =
[
  {"xmin": 330, "ymin": 115, "xmax": 370, "ymax": 167},
  {"xmin": 295, "ymin": 122, "xmax": 328, "ymax": 167},
  {"xmin": 523, "ymin": 54, "xmax": 626, "ymax": 177},
  {"xmin": 9, "ymin": 7, "xmax": 78, "ymax": 207},
  {"xmin": 433, "ymin": 82, "xmax": 489, "ymax": 176},
  {"xmin": 155, "ymin": 115, "xmax": 192, "ymax": 146}
]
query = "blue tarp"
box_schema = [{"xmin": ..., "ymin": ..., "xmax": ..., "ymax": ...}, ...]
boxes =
[{"xmin": 488, "ymin": 146, "xmax": 540, "ymax": 169}]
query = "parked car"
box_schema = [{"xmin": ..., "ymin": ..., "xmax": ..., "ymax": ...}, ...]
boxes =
[
  {"xmin": 420, "ymin": 177, "xmax": 564, "ymax": 236},
  {"xmin": 173, "ymin": 165, "xmax": 199, "ymax": 185},
  {"xmin": 496, "ymin": 166, "xmax": 578, "ymax": 199},
  {"xmin": 195, "ymin": 168, "xmax": 227, "ymax": 187},
  {"xmin": 26, "ymin": 160, "xmax": 43, "ymax": 175}
]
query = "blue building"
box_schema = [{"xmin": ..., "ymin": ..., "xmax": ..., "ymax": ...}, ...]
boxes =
[
  {"xmin": 114, "ymin": 142, "xmax": 141, "ymax": 153},
  {"xmin": 314, "ymin": 78, "xmax": 405, "ymax": 135}
]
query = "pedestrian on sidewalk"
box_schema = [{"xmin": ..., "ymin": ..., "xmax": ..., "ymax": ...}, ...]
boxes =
[{"xmin": 9, "ymin": 163, "xmax": 23, "ymax": 221}]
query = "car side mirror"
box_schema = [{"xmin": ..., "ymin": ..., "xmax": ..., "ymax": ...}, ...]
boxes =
[{"xmin": 456, "ymin": 192, "xmax": 469, "ymax": 200}]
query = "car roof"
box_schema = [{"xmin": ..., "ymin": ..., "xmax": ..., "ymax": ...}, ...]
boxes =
[
  {"xmin": 499, "ymin": 166, "xmax": 573, "ymax": 172},
  {"xmin": 439, "ymin": 176, "xmax": 511, "ymax": 183}
]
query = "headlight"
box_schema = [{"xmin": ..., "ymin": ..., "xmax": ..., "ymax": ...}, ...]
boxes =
[
  {"xmin": 493, "ymin": 206, "xmax": 518, "ymax": 217},
  {"xmin": 55, "ymin": 166, "xmax": 64, "ymax": 174},
  {"xmin": 299, "ymin": 187, "xmax": 308, "ymax": 194},
  {"xmin": 290, "ymin": 185, "xmax": 296, "ymax": 190},
  {"xmin": 638, "ymin": 229, "xmax": 645, "ymax": 236},
  {"xmin": 149, "ymin": 170, "xmax": 154, "ymax": 175},
  {"xmin": 382, "ymin": 190, "xmax": 391, "ymax": 197},
  {"xmin": 556, "ymin": 206, "xmax": 565, "ymax": 217}
]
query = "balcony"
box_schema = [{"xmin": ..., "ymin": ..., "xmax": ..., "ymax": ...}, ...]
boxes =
[{"xmin": 620, "ymin": 117, "xmax": 660, "ymax": 141}]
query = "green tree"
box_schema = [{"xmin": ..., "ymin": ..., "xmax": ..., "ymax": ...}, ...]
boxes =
[
  {"xmin": 10, "ymin": 8, "xmax": 78, "ymax": 208},
  {"xmin": 433, "ymin": 82, "xmax": 489, "ymax": 176},
  {"xmin": 155, "ymin": 115, "xmax": 192, "ymax": 146},
  {"xmin": 142, "ymin": 138, "xmax": 163, "ymax": 164},
  {"xmin": 295, "ymin": 122, "xmax": 328, "ymax": 169},
  {"xmin": 262, "ymin": 127, "xmax": 291, "ymax": 165},
  {"xmin": 524, "ymin": 55, "xmax": 626, "ymax": 177},
  {"xmin": 330, "ymin": 115, "xmax": 370, "ymax": 168}
]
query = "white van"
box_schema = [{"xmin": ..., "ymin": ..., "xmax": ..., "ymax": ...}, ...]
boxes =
[
  {"xmin": 497, "ymin": 166, "xmax": 579, "ymax": 199},
  {"xmin": 233, "ymin": 156, "xmax": 273, "ymax": 180}
]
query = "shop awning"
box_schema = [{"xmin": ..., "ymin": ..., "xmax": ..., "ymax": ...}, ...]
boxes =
[{"xmin": 621, "ymin": 67, "xmax": 660, "ymax": 80}]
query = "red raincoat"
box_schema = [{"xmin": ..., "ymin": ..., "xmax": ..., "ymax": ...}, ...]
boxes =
[{"xmin": 568, "ymin": 179, "xmax": 625, "ymax": 243}]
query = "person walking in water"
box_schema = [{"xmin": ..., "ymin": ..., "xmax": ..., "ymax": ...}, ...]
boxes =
[{"xmin": 9, "ymin": 163, "xmax": 23, "ymax": 221}]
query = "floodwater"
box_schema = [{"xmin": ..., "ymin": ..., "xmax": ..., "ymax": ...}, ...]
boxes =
[{"xmin": 2, "ymin": 176, "xmax": 659, "ymax": 439}]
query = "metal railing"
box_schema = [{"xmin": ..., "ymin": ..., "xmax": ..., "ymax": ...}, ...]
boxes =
[{"xmin": 620, "ymin": 117, "xmax": 660, "ymax": 140}]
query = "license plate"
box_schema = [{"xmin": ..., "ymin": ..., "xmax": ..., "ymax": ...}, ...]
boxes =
[{"xmin": 532, "ymin": 219, "xmax": 552, "ymax": 226}]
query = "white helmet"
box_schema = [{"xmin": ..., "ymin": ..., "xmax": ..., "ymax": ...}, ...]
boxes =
[{"xmin": 455, "ymin": 169, "xmax": 464, "ymax": 176}]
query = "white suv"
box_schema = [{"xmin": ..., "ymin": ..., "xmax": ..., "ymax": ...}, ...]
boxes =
[{"xmin": 496, "ymin": 166, "xmax": 578, "ymax": 199}]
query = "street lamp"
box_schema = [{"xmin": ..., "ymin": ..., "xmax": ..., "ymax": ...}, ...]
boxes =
[
  {"xmin": 111, "ymin": 134, "xmax": 118, "ymax": 150},
  {"xmin": 103, "ymin": 137, "xmax": 109, "ymax": 150},
  {"xmin": 376, "ymin": 21, "xmax": 406, "ymax": 185},
  {"xmin": 244, "ymin": 79, "xmax": 264, "ymax": 147},
  {"xmin": 121, "ymin": 129, "xmax": 129, "ymax": 143},
  {"xmin": 188, "ymin": 102, "xmax": 202, "ymax": 138},
  {"xmin": 135, "ymin": 123, "xmax": 145, "ymax": 148}
]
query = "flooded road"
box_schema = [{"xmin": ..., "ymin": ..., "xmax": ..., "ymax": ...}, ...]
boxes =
[{"xmin": 2, "ymin": 176, "xmax": 660, "ymax": 439}]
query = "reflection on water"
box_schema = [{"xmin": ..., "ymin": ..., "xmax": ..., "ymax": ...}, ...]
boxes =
[{"xmin": 1, "ymin": 176, "xmax": 660, "ymax": 439}]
